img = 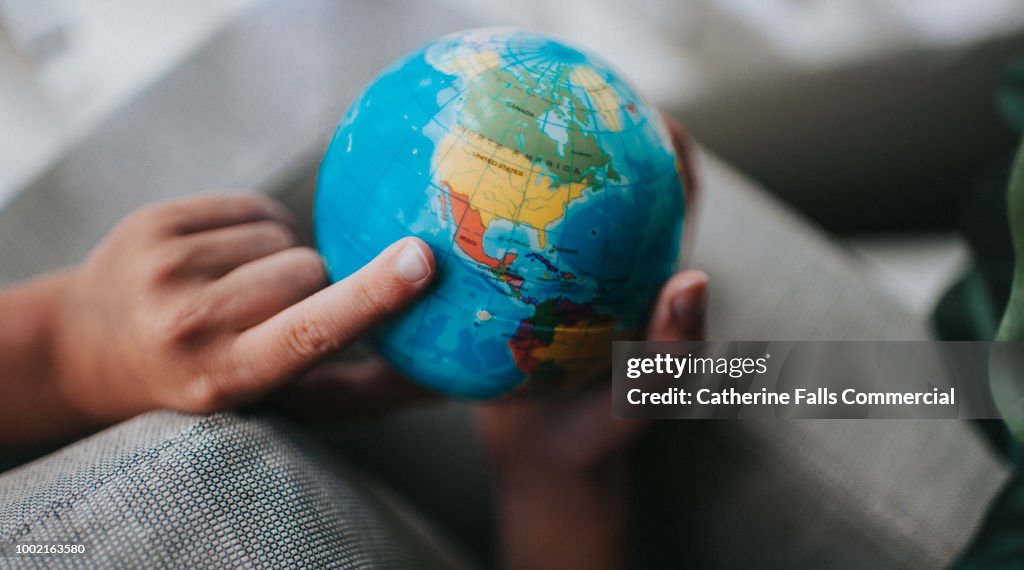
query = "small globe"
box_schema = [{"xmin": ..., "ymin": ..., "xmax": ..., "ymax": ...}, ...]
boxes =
[{"xmin": 315, "ymin": 28, "xmax": 685, "ymax": 399}]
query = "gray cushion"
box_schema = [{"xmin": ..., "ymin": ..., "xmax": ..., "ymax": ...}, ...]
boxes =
[{"xmin": 0, "ymin": 411, "xmax": 466, "ymax": 569}]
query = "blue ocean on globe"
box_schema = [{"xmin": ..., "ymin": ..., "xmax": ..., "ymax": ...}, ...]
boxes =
[{"xmin": 315, "ymin": 28, "xmax": 685, "ymax": 399}]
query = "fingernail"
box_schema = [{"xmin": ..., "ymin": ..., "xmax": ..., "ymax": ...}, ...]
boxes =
[
  {"xmin": 396, "ymin": 240, "xmax": 431, "ymax": 282},
  {"xmin": 671, "ymin": 274, "xmax": 707, "ymax": 323}
]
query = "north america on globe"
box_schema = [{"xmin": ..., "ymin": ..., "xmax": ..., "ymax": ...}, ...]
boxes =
[{"xmin": 315, "ymin": 28, "xmax": 685, "ymax": 398}]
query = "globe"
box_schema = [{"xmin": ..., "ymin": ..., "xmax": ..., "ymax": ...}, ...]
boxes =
[{"xmin": 315, "ymin": 28, "xmax": 685, "ymax": 399}]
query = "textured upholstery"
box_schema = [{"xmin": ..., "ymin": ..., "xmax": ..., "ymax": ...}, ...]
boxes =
[{"xmin": 0, "ymin": 412, "xmax": 466, "ymax": 569}]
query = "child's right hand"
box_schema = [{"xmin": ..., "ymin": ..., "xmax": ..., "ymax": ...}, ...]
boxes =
[{"xmin": 51, "ymin": 193, "xmax": 435, "ymax": 426}]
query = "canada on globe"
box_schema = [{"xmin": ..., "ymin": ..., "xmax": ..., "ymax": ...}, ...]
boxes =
[{"xmin": 315, "ymin": 28, "xmax": 686, "ymax": 399}]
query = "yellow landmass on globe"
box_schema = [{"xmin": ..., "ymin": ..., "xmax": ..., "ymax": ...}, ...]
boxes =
[
  {"xmin": 532, "ymin": 322, "xmax": 615, "ymax": 381},
  {"xmin": 569, "ymin": 66, "xmax": 623, "ymax": 132},
  {"xmin": 435, "ymin": 127, "xmax": 589, "ymax": 248},
  {"xmin": 436, "ymin": 50, "xmax": 502, "ymax": 79}
]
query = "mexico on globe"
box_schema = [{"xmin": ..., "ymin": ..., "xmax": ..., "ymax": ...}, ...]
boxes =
[{"xmin": 315, "ymin": 28, "xmax": 686, "ymax": 399}]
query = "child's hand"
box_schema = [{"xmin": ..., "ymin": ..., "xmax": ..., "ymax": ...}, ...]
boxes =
[
  {"xmin": 477, "ymin": 270, "xmax": 708, "ymax": 482},
  {"xmin": 476, "ymin": 271, "xmax": 708, "ymax": 570},
  {"xmin": 51, "ymin": 193, "xmax": 435, "ymax": 426}
]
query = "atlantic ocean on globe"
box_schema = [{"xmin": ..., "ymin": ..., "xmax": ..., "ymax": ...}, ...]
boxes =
[{"xmin": 315, "ymin": 28, "xmax": 685, "ymax": 399}]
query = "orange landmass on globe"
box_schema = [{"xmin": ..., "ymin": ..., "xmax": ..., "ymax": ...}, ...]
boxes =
[{"xmin": 441, "ymin": 181, "xmax": 517, "ymax": 270}]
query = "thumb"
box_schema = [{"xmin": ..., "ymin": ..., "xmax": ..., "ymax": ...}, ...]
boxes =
[
  {"xmin": 645, "ymin": 270, "xmax": 708, "ymax": 341},
  {"xmin": 232, "ymin": 237, "xmax": 434, "ymax": 391}
]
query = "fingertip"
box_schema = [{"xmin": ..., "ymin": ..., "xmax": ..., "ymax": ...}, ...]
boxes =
[
  {"xmin": 405, "ymin": 237, "xmax": 436, "ymax": 267},
  {"xmin": 660, "ymin": 269, "xmax": 708, "ymax": 304},
  {"xmin": 668, "ymin": 269, "xmax": 708, "ymax": 291},
  {"xmin": 646, "ymin": 270, "xmax": 709, "ymax": 341},
  {"xmin": 668, "ymin": 270, "xmax": 708, "ymax": 317},
  {"xmin": 243, "ymin": 192, "xmax": 299, "ymax": 234},
  {"xmin": 669, "ymin": 270, "xmax": 708, "ymax": 340},
  {"xmin": 394, "ymin": 237, "xmax": 435, "ymax": 284}
]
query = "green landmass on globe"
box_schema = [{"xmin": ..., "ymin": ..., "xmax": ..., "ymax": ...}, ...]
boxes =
[{"xmin": 315, "ymin": 28, "xmax": 685, "ymax": 398}]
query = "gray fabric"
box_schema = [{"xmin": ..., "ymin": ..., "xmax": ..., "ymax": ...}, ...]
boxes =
[
  {"xmin": 0, "ymin": 411, "xmax": 465, "ymax": 569},
  {"xmin": 631, "ymin": 419, "xmax": 1006, "ymax": 569},
  {"xmin": 0, "ymin": 0, "xmax": 1012, "ymax": 568}
]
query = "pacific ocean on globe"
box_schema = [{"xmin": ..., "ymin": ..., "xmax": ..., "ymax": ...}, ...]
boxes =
[{"xmin": 315, "ymin": 28, "xmax": 685, "ymax": 399}]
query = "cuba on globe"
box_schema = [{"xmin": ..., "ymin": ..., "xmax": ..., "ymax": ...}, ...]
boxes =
[{"xmin": 315, "ymin": 28, "xmax": 686, "ymax": 399}]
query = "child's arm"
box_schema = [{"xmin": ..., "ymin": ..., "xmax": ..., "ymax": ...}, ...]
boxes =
[{"xmin": 0, "ymin": 193, "xmax": 435, "ymax": 446}]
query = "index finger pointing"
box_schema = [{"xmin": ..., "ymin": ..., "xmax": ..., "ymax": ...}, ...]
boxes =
[{"xmin": 230, "ymin": 237, "xmax": 434, "ymax": 391}]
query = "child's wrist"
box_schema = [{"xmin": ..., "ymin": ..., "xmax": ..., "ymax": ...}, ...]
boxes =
[
  {"xmin": 0, "ymin": 269, "xmax": 105, "ymax": 441},
  {"xmin": 44, "ymin": 268, "xmax": 113, "ymax": 430},
  {"xmin": 24, "ymin": 270, "xmax": 72, "ymax": 383}
]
